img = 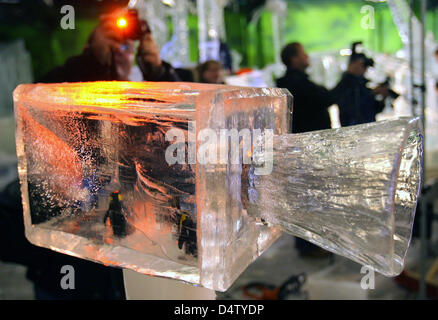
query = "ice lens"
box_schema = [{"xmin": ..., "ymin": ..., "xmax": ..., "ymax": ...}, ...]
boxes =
[{"xmin": 244, "ymin": 117, "xmax": 423, "ymax": 276}]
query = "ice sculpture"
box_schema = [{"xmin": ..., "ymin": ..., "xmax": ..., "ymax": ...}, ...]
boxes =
[
  {"xmin": 197, "ymin": 0, "xmax": 229, "ymax": 62},
  {"xmin": 134, "ymin": 0, "xmax": 169, "ymax": 50},
  {"xmin": 14, "ymin": 82, "xmax": 423, "ymax": 291},
  {"xmin": 160, "ymin": 0, "xmax": 191, "ymax": 68}
]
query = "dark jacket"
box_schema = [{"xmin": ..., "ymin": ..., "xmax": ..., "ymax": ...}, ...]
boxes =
[
  {"xmin": 331, "ymin": 72, "xmax": 385, "ymax": 127},
  {"xmin": 1, "ymin": 49, "xmax": 180, "ymax": 299},
  {"xmin": 276, "ymin": 68, "xmax": 334, "ymax": 133},
  {"xmin": 39, "ymin": 48, "xmax": 180, "ymax": 83}
]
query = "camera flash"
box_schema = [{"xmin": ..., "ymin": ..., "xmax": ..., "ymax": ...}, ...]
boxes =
[{"xmin": 117, "ymin": 17, "xmax": 127, "ymax": 28}]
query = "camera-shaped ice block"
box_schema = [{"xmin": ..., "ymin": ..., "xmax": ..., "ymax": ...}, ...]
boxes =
[
  {"xmin": 13, "ymin": 82, "xmax": 422, "ymax": 291},
  {"xmin": 14, "ymin": 82, "xmax": 291, "ymax": 291}
]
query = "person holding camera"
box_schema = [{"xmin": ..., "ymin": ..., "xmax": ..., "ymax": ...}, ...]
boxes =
[
  {"xmin": 331, "ymin": 45, "xmax": 390, "ymax": 127},
  {"xmin": 40, "ymin": 9, "xmax": 180, "ymax": 83}
]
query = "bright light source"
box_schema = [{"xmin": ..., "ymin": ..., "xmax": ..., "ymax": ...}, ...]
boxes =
[
  {"xmin": 162, "ymin": 0, "xmax": 175, "ymax": 7},
  {"xmin": 208, "ymin": 29, "xmax": 218, "ymax": 38},
  {"xmin": 117, "ymin": 17, "xmax": 127, "ymax": 28},
  {"xmin": 340, "ymin": 49, "xmax": 352, "ymax": 56}
]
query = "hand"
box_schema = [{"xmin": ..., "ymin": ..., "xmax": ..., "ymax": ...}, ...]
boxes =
[
  {"xmin": 86, "ymin": 13, "xmax": 124, "ymax": 66},
  {"xmin": 137, "ymin": 20, "xmax": 162, "ymax": 69},
  {"xmin": 85, "ymin": 11, "xmax": 135, "ymax": 80},
  {"xmin": 373, "ymin": 84, "xmax": 390, "ymax": 98}
]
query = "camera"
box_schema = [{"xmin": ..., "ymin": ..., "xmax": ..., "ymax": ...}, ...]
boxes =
[
  {"xmin": 114, "ymin": 9, "xmax": 143, "ymax": 40},
  {"xmin": 378, "ymin": 77, "xmax": 400, "ymax": 100}
]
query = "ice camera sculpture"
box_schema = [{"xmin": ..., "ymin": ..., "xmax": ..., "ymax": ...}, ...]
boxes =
[{"xmin": 13, "ymin": 82, "xmax": 423, "ymax": 291}]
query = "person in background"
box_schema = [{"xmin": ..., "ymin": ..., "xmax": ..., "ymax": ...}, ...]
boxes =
[
  {"xmin": 276, "ymin": 42, "xmax": 334, "ymax": 258},
  {"xmin": 197, "ymin": 60, "xmax": 225, "ymax": 84},
  {"xmin": 41, "ymin": 12, "xmax": 180, "ymax": 83},
  {"xmin": 0, "ymin": 9, "xmax": 180, "ymax": 300},
  {"xmin": 276, "ymin": 42, "xmax": 334, "ymax": 134},
  {"xmin": 331, "ymin": 46, "xmax": 389, "ymax": 127}
]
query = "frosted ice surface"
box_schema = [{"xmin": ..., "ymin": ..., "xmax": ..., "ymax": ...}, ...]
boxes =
[
  {"xmin": 14, "ymin": 81, "xmax": 290, "ymax": 291},
  {"xmin": 244, "ymin": 118, "xmax": 423, "ymax": 278}
]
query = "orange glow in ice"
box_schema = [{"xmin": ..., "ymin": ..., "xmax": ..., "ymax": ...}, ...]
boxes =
[
  {"xmin": 19, "ymin": 106, "xmax": 83, "ymax": 198},
  {"xmin": 15, "ymin": 81, "xmax": 233, "ymax": 118},
  {"xmin": 54, "ymin": 82, "xmax": 196, "ymax": 116}
]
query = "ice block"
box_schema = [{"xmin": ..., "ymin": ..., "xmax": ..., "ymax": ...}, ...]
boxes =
[{"xmin": 13, "ymin": 81, "xmax": 422, "ymax": 292}]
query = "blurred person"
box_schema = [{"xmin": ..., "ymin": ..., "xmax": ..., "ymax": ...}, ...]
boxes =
[
  {"xmin": 276, "ymin": 42, "xmax": 334, "ymax": 134},
  {"xmin": 276, "ymin": 42, "xmax": 334, "ymax": 259},
  {"xmin": 331, "ymin": 45, "xmax": 389, "ymax": 127},
  {"xmin": 197, "ymin": 60, "xmax": 225, "ymax": 84},
  {"xmin": 41, "ymin": 11, "xmax": 180, "ymax": 83},
  {"xmin": 0, "ymin": 9, "xmax": 180, "ymax": 300}
]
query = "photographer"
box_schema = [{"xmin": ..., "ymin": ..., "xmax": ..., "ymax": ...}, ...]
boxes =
[
  {"xmin": 40, "ymin": 9, "xmax": 180, "ymax": 83},
  {"xmin": 332, "ymin": 44, "xmax": 390, "ymax": 127}
]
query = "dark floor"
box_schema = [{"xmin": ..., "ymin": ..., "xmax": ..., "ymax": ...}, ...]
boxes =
[
  {"xmin": 217, "ymin": 234, "xmax": 415, "ymax": 300},
  {"xmin": 0, "ymin": 226, "xmax": 436, "ymax": 300},
  {"xmin": 0, "ymin": 233, "xmax": 418, "ymax": 300}
]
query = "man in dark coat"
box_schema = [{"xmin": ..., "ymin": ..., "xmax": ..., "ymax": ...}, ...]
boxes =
[
  {"xmin": 276, "ymin": 42, "xmax": 334, "ymax": 134},
  {"xmin": 331, "ymin": 53, "xmax": 389, "ymax": 127}
]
